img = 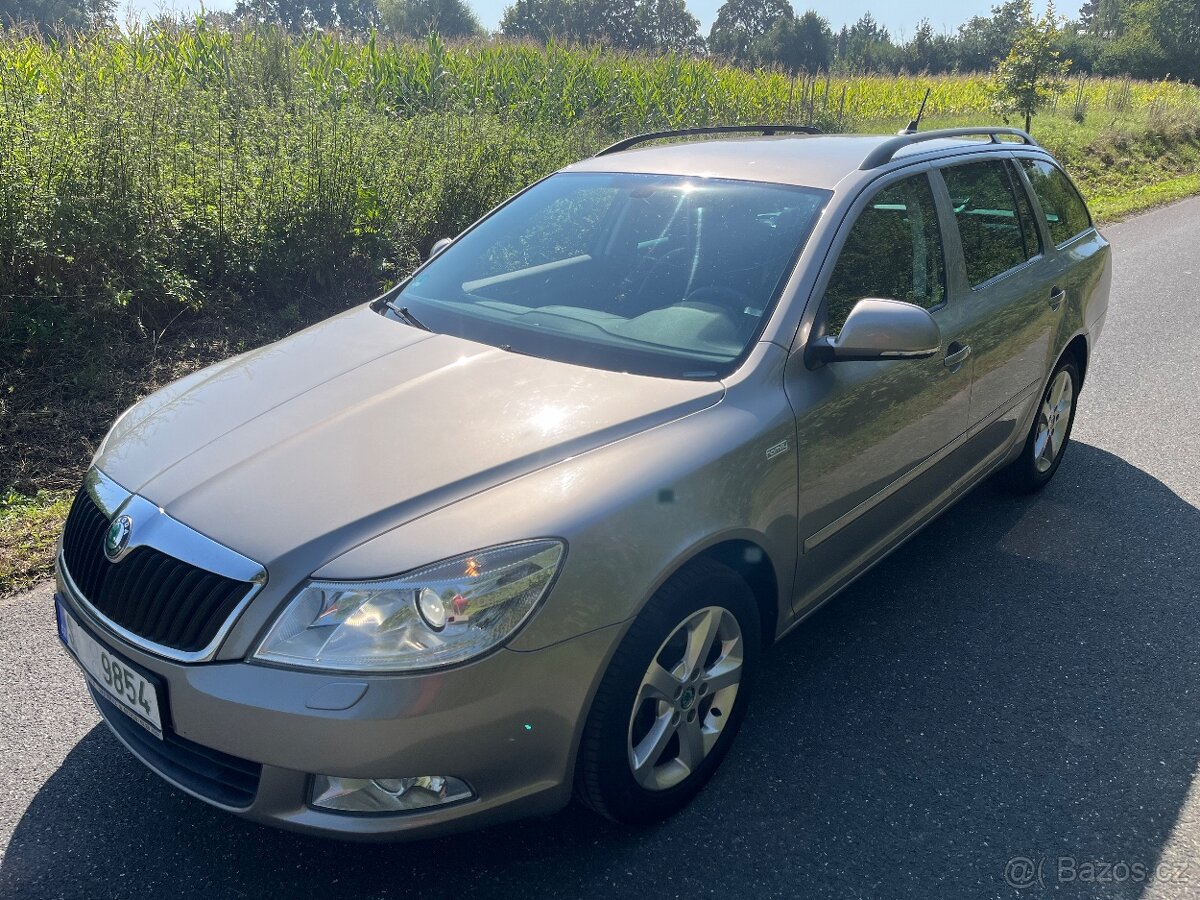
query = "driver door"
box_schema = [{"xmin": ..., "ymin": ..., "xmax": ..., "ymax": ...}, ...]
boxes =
[{"xmin": 784, "ymin": 169, "xmax": 973, "ymax": 613}]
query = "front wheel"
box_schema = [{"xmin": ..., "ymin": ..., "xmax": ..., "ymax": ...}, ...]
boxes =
[
  {"xmin": 1003, "ymin": 357, "xmax": 1080, "ymax": 494},
  {"xmin": 574, "ymin": 560, "xmax": 761, "ymax": 824}
]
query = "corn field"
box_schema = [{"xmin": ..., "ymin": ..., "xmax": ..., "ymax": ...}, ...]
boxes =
[
  {"xmin": 4, "ymin": 26, "xmax": 1197, "ymax": 132},
  {"xmin": 2, "ymin": 22, "xmax": 1199, "ymax": 358}
]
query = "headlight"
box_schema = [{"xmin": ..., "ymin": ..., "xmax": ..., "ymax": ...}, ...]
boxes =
[{"xmin": 253, "ymin": 540, "xmax": 565, "ymax": 672}]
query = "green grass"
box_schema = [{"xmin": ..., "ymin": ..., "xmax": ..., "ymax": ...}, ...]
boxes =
[
  {"xmin": 1089, "ymin": 173, "xmax": 1200, "ymax": 221},
  {"xmin": 0, "ymin": 491, "xmax": 73, "ymax": 596}
]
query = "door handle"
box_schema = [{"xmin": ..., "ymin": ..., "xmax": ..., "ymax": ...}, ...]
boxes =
[
  {"xmin": 1049, "ymin": 287, "xmax": 1066, "ymax": 310},
  {"xmin": 944, "ymin": 343, "xmax": 971, "ymax": 370}
]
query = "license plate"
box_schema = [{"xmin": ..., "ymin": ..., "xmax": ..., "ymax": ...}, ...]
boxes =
[{"xmin": 57, "ymin": 600, "xmax": 164, "ymax": 738}]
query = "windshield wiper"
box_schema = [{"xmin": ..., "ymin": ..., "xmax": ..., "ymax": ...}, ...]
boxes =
[
  {"xmin": 497, "ymin": 343, "xmax": 538, "ymax": 357},
  {"xmin": 383, "ymin": 300, "xmax": 430, "ymax": 331}
]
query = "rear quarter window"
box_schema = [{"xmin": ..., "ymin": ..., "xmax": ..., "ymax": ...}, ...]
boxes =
[{"xmin": 1021, "ymin": 159, "xmax": 1093, "ymax": 247}]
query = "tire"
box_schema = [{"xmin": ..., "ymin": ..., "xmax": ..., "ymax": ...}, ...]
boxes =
[
  {"xmin": 1002, "ymin": 356, "xmax": 1080, "ymax": 494},
  {"xmin": 574, "ymin": 559, "xmax": 761, "ymax": 824}
]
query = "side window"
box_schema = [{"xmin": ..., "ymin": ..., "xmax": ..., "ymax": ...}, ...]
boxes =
[
  {"xmin": 1009, "ymin": 161, "xmax": 1043, "ymax": 260},
  {"xmin": 941, "ymin": 160, "xmax": 1038, "ymax": 288},
  {"xmin": 823, "ymin": 174, "xmax": 946, "ymax": 334},
  {"xmin": 1021, "ymin": 159, "xmax": 1093, "ymax": 247}
]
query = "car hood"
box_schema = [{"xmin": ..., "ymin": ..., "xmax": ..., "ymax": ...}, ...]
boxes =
[{"xmin": 96, "ymin": 306, "xmax": 723, "ymax": 570}]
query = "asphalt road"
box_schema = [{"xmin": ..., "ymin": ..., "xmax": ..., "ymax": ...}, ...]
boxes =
[{"xmin": 2, "ymin": 197, "xmax": 1200, "ymax": 900}]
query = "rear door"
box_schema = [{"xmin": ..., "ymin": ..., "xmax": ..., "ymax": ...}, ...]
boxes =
[
  {"xmin": 934, "ymin": 157, "xmax": 1060, "ymax": 454},
  {"xmin": 1017, "ymin": 157, "xmax": 1109, "ymax": 339}
]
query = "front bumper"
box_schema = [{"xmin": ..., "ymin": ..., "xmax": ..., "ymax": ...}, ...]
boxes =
[{"xmin": 55, "ymin": 572, "xmax": 622, "ymax": 840}]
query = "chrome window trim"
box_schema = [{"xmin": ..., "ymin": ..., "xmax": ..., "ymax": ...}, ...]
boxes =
[{"xmin": 60, "ymin": 468, "xmax": 268, "ymax": 664}]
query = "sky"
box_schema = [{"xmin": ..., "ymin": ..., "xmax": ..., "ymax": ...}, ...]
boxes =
[{"xmin": 123, "ymin": 0, "xmax": 1079, "ymax": 38}]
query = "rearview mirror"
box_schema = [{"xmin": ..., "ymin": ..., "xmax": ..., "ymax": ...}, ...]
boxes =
[
  {"xmin": 808, "ymin": 298, "xmax": 941, "ymax": 366},
  {"xmin": 428, "ymin": 237, "xmax": 453, "ymax": 261}
]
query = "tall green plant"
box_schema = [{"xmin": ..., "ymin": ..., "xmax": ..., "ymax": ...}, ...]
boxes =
[
  {"xmin": 1, "ymin": 21, "xmax": 1197, "ymax": 357},
  {"xmin": 990, "ymin": 0, "xmax": 1072, "ymax": 132}
]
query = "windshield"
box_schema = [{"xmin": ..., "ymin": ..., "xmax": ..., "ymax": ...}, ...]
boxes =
[{"xmin": 389, "ymin": 172, "xmax": 829, "ymax": 379}]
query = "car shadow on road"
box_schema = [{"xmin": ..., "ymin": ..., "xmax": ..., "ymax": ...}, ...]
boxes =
[{"xmin": 4, "ymin": 442, "xmax": 1199, "ymax": 900}]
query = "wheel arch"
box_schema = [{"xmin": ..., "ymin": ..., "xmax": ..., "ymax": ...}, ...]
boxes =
[
  {"xmin": 1062, "ymin": 333, "xmax": 1090, "ymax": 387},
  {"xmin": 684, "ymin": 538, "xmax": 781, "ymax": 649}
]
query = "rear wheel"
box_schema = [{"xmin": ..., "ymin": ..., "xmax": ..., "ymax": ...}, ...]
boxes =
[
  {"xmin": 575, "ymin": 560, "xmax": 761, "ymax": 824},
  {"xmin": 1003, "ymin": 357, "xmax": 1080, "ymax": 494}
]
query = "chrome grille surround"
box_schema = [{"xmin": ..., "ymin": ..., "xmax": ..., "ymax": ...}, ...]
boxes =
[{"xmin": 57, "ymin": 468, "xmax": 268, "ymax": 663}]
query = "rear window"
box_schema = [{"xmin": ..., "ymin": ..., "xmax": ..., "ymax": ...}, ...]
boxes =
[
  {"xmin": 941, "ymin": 160, "xmax": 1040, "ymax": 288},
  {"xmin": 1020, "ymin": 159, "xmax": 1093, "ymax": 247}
]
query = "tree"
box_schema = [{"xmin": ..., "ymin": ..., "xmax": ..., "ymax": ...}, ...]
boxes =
[
  {"xmin": 1056, "ymin": 21, "xmax": 1105, "ymax": 73},
  {"xmin": 708, "ymin": 0, "xmax": 793, "ymax": 63},
  {"xmin": 379, "ymin": 0, "xmax": 481, "ymax": 38},
  {"xmin": 1129, "ymin": 0, "xmax": 1200, "ymax": 81},
  {"xmin": 1080, "ymin": 0, "xmax": 1126, "ymax": 37},
  {"xmin": 578, "ymin": 0, "xmax": 641, "ymax": 48},
  {"xmin": 835, "ymin": 12, "xmax": 899, "ymax": 71},
  {"xmin": 907, "ymin": 17, "xmax": 955, "ymax": 73},
  {"xmin": 501, "ymin": 0, "xmax": 701, "ymax": 50},
  {"xmin": 1095, "ymin": 22, "xmax": 1165, "ymax": 77},
  {"xmin": 955, "ymin": 0, "xmax": 1029, "ymax": 71},
  {"xmin": 1065, "ymin": 0, "xmax": 1198, "ymax": 80},
  {"xmin": 234, "ymin": 0, "xmax": 379, "ymax": 32},
  {"xmin": 633, "ymin": 0, "xmax": 703, "ymax": 52},
  {"xmin": 500, "ymin": 0, "xmax": 574, "ymax": 41},
  {"xmin": 753, "ymin": 10, "xmax": 832, "ymax": 74},
  {"xmin": 0, "ymin": 0, "xmax": 113, "ymax": 31},
  {"xmin": 990, "ymin": 0, "xmax": 1071, "ymax": 133}
]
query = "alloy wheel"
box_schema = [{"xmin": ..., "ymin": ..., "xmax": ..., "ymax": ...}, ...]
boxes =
[
  {"xmin": 1033, "ymin": 368, "xmax": 1074, "ymax": 473},
  {"xmin": 627, "ymin": 606, "xmax": 745, "ymax": 791}
]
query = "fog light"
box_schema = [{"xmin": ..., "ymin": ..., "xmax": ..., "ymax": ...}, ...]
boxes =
[{"xmin": 311, "ymin": 774, "xmax": 473, "ymax": 813}]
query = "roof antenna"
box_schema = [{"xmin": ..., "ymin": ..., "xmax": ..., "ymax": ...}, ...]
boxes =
[{"xmin": 901, "ymin": 88, "xmax": 932, "ymax": 135}]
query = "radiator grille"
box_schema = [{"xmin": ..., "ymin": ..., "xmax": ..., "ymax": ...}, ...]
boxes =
[{"xmin": 61, "ymin": 488, "xmax": 253, "ymax": 654}]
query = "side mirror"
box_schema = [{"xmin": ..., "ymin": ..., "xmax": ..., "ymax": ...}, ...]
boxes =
[
  {"xmin": 427, "ymin": 237, "xmax": 453, "ymax": 261},
  {"xmin": 808, "ymin": 298, "xmax": 941, "ymax": 366}
]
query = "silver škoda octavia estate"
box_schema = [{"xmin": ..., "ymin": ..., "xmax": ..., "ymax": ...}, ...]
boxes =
[{"xmin": 55, "ymin": 126, "xmax": 1110, "ymax": 838}]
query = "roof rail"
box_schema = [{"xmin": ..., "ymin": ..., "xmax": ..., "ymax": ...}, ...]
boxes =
[
  {"xmin": 860, "ymin": 127, "xmax": 1039, "ymax": 170},
  {"xmin": 595, "ymin": 125, "xmax": 821, "ymax": 157}
]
